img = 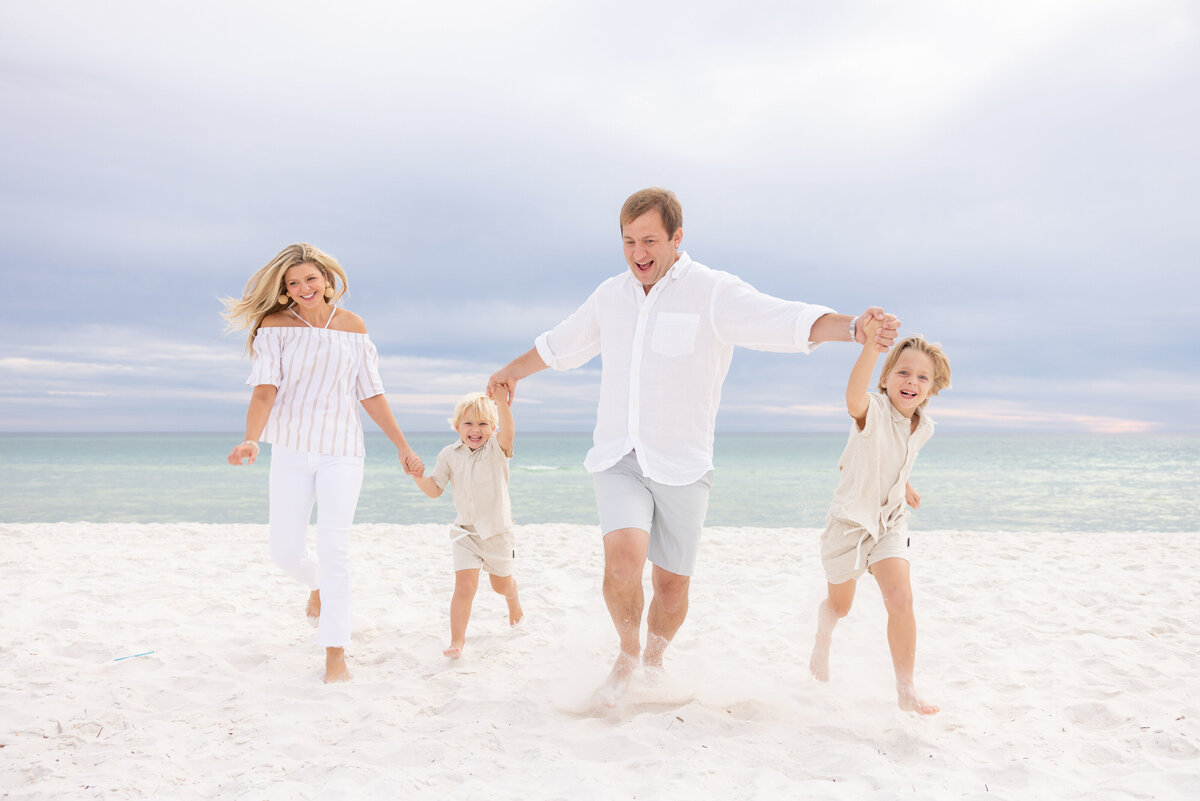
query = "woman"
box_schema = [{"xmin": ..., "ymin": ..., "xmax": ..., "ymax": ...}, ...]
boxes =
[{"xmin": 223, "ymin": 243, "xmax": 421, "ymax": 683}]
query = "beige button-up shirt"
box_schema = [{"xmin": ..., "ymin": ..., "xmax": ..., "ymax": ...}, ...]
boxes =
[
  {"xmin": 430, "ymin": 436, "xmax": 514, "ymax": 539},
  {"xmin": 827, "ymin": 392, "xmax": 935, "ymax": 538},
  {"xmin": 534, "ymin": 252, "xmax": 834, "ymax": 485}
]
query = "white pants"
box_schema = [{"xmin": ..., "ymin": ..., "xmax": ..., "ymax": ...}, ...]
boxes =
[{"xmin": 268, "ymin": 444, "xmax": 364, "ymax": 648}]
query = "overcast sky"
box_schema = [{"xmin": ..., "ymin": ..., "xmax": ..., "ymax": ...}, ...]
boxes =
[{"xmin": 2, "ymin": 0, "xmax": 1197, "ymax": 434}]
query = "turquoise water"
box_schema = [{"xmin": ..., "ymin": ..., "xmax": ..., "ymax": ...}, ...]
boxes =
[{"xmin": 0, "ymin": 433, "xmax": 1196, "ymax": 532}]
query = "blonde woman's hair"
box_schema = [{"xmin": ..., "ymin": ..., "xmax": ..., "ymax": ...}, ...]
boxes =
[
  {"xmin": 877, "ymin": 336, "xmax": 952, "ymax": 408},
  {"xmin": 449, "ymin": 392, "xmax": 499, "ymax": 430},
  {"xmin": 221, "ymin": 243, "xmax": 349, "ymax": 353}
]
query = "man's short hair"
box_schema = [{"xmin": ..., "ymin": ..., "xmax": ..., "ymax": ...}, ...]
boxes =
[{"xmin": 620, "ymin": 187, "xmax": 683, "ymax": 236}]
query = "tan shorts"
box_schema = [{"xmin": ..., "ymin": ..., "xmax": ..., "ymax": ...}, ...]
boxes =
[
  {"xmin": 820, "ymin": 518, "xmax": 909, "ymax": 585},
  {"xmin": 451, "ymin": 526, "xmax": 515, "ymax": 576}
]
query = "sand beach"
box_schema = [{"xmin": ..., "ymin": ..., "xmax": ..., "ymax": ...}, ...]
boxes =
[{"xmin": 1, "ymin": 522, "xmax": 1197, "ymax": 800}]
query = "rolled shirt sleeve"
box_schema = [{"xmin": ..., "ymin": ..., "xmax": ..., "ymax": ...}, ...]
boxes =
[{"xmin": 535, "ymin": 284, "xmax": 605, "ymax": 371}]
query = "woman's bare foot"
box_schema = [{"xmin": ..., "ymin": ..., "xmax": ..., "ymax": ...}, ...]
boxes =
[
  {"xmin": 324, "ymin": 647, "xmax": 351, "ymax": 683},
  {"xmin": 898, "ymin": 682, "xmax": 938, "ymax": 715},
  {"xmin": 443, "ymin": 641, "xmax": 464, "ymax": 659},
  {"xmin": 306, "ymin": 590, "xmax": 321, "ymax": 628}
]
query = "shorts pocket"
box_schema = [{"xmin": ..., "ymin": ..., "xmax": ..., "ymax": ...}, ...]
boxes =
[{"xmin": 651, "ymin": 312, "xmax": 700, "ymax": 357}]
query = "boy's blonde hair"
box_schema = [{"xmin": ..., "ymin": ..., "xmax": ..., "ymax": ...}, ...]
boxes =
[
  {"xmin": 878, "ymin": 336, "xmax": 952, "ymax": 408},
  {"xmin": 221, "ymin": 243, "xmax": 349, "ymax": 354},
  {"xmin": 449, "ymin": 392, "xmax": 499, "ymax": 430}
]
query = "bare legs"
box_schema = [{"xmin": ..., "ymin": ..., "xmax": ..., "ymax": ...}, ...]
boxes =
[
  {"xmin": 444, "ymin": 568, "xmax": 523, "ymax": 659},
  {"xmin": 809, "ymin": 558, "xmax": 938, "ymax": 715},
  {"xmin": 598, "ymin": 528, "xmax": 690, "ymax": 705}
]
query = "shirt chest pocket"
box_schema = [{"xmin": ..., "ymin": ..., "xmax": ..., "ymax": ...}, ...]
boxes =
[{"xmin": 651, "ymin": 312, "xmax": 700, "ymax": 357}]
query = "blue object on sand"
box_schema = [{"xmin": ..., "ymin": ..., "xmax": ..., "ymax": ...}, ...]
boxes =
[{"xmin": 113, "ymin": 650, "xmax": 155, "ymax": 662}]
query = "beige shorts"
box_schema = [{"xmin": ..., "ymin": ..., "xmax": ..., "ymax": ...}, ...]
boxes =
[
  {"xmin": 450, "ymin": 526, "xmax": 515, "ymax": 576},
  {"xmin": 820, "ymin": 518, "xmax": 910, "ymax": 585}
]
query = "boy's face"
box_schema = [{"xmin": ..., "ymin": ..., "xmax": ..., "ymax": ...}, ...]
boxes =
[
  {"xmin": 622, "ymin": 209, "xmax": 682, "ymax": 292},
  {"xmin": 880, "ymin": 348, "xmax": 936, "ymax": 418},
  {"xmin": 456, "ymin": 415, "xmax": 494, "ymax": 450}
]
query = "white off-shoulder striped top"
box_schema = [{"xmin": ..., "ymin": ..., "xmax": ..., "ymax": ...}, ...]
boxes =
[{"xmin": 247, "ymin": 326, "xmax": 386, "ymax": 457}]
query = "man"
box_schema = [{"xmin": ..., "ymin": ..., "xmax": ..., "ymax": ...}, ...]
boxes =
[{"xmin": 488, "ymin": 188, "xmax": 898, "ymax": 705}]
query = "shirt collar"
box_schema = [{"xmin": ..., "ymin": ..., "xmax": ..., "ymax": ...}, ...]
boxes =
[
  {"xmin": 622, "ymin": 250, "xmax": 694, "ymax": 290},
  {"xmin": 881, "ymin": 392, "xmax": 935, "ymax": 429}
]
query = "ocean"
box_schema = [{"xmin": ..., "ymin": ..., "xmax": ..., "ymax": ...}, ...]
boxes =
[{"xmin": 2, "ymin": 432, "xmax": 1197, "ymax": 533}]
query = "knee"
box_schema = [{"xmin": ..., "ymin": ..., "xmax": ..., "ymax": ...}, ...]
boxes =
[
  {"xmin": 489, "ymin": 574, "xmax": 512, "ymax": 594},
  {"xmin": 453, "ymin": 572, "xmax": 480, "ymax": 598},
  {"xmin": 825, "ymin": 597, "xmax": 853, "ymax": 618},
  {"xmin": 604, "ymin": 550, "xmax": 645, "ymax": 586},
  {"xmin": 652, "ymin": 573, "xmax": 690, "ymax": 612},
  {"xmin": 882, "ymin": 586, "xmax": 914, "ymax": 615}
]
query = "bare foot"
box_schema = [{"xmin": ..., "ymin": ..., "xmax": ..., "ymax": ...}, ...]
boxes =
[
  {"xmin": 642, "ymin": 633, "xmax": 670, "ymax": 670},
  {"xmin": 505, "ymin": 581, "xmax": 524, "ymax": 626},
  {"xmin": 898, "ymin": 683, "xmax": 939, "ymax": 715},
  {"xmin": 443, "ymin": 641, "xmax": 464, "ymax": 659},
  {"xmin": 323, "ymin": 647, "xmax": 351, "ymax": 683},
  {"xmin": 595, "ymin": 652, "xmax": 638, "ymax": 708},
  {"xmin": 809, "ymin": 601, "xmax": 837, "ymax": 682},
  {"xmin": 306, "ymin": 590, "xmax": 321, "ymax": 628}
]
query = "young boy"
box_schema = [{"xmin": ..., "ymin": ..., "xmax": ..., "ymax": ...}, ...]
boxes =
[
  {"xmin": 412, "ymin": 389, "xmax": 523, "ymax": 658},
  {"xmin": 809, "ymin": 323, "xmax": 951, "ymax": 715}
]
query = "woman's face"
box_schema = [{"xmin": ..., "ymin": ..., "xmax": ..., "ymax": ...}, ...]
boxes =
[{"xmin": 281, "ymin": 262, "xmax": 327, "ymax": 307}]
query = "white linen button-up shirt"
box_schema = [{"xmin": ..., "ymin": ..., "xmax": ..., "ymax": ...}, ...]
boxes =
[{"xmin": 534, "ymin": 252, "xmax": 834, "ymax": 485}]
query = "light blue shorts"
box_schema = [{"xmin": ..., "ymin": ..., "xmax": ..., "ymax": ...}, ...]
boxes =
[{"xmin": 592, "ymin": 451, "xmax": 713, "ymax": 577}]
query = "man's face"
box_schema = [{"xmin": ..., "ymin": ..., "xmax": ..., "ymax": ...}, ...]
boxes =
[{"xmin": 622, "ymin": 210, "xmax": 682, "ymax": 292}]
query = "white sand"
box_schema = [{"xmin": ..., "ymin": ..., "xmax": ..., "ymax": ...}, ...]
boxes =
[{"xmin": 1, "ymin": 522, "xmax": 1197, "ymax": 800}]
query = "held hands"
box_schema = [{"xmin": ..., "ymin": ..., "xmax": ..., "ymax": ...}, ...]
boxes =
[
  {"xmin": 488, "ymin": 381, "xmax": 512, "ymax": 409},
  {"xmin": 228, "ymin": 441, "xmax": 259, "ymax": 466},
  {"xmin": 486, "ymin": 374, "xmax": 516, "ymax": 406},
  {"xmin": 400, "ymin": 448, "xmax": 423, "ymax": 477},
  {"xmin": 856, "ymin": 307, "xmax": 900, "ymax": 353}
]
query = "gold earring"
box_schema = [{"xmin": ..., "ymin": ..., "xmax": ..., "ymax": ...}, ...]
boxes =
[
  {"xmin": 324, "ymin": 284, "xmax": 334, "ymax": 299},
  {"xmin": 277, "ymin": 294, "xmax": 288, "ymax": 305}
]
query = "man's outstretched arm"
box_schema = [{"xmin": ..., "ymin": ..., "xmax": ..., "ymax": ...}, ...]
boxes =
[{"xmin": 487, "ymin": 347, "xmax": 549, "ymax": 405}]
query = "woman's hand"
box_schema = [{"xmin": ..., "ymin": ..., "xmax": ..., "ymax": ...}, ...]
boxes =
[{"xmin": 228, "ymin": 441, "xmax": 260, "ymax": 466}]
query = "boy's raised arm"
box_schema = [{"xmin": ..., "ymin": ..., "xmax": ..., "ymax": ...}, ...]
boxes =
[
  {"xmin": 845, "ymin": 317, "xmax": 882, "ymax": 428},
  {"xmin": 494, "ymin": 384, "xmax": 515, "ymax": 456}
]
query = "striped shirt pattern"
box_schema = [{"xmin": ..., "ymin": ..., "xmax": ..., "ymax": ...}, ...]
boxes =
[{"xmin": 247, "ymin": 327, "xmax": 386, "ymax": 457}]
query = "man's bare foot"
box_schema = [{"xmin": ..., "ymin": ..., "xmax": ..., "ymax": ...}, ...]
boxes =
[
  {"xmin": 443, "ymin": 641, "xmax": 464, "ymax": 659},
  {"xmin": 642, "ymin": 633, "xmax": 669, "ymax": 670},
  {"xmin": 898, "ymin": 683, "xmax": 939, "ymax": 715},
  {"xmin": 809, "ymin": 601, "xmax": 837, "ymax": 682},
  {"xmin": 595, "ymin": 652, "xmax": 638, "ymax": 708},
  {"xmin": 323, "ymin": 647, "xmax": 351, "ymax": 683},
  {"xmin": 306, "ymin": 590, "xmax": 321, "ymax": 628}
]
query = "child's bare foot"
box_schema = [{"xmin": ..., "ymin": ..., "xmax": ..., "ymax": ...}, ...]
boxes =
[
  {"xmin": 323, "ymin": 647, "xmax": 351, "ymax": 683},
  {"xmin": 809, "ymin": 601, "xmax": 837, "ymax": 682},
  {"xmin": 306, "ymin": 590, "xmax": 321, "ymax": 627},
  {"xmin": 595, "ymin": 651, "xmax": 638, "ymax": 708},
  {"xmin": 506, "ymin": 582, "xmax": 525, "ymax": 623},
  {"xmin": 443, "ymin": 641, "xmax": 465, "ymax": 659},
  {"xmin": 898, "ymin": 683, "xmax": 939, "ymax": 715}
]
